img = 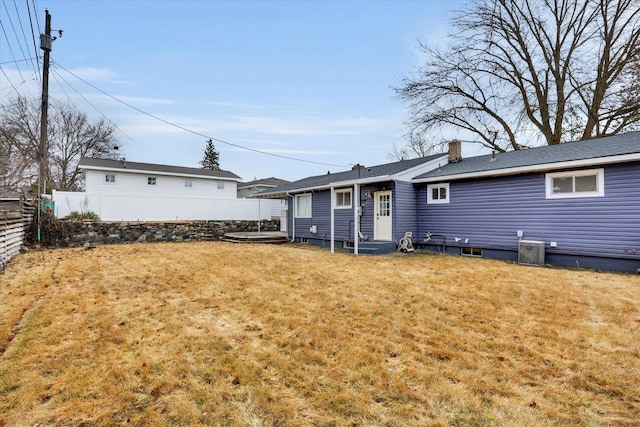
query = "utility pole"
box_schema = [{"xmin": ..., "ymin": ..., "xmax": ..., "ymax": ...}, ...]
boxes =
[{"xmin": 37, "ymin": 9, "xmax": 52, "ymax": 243}]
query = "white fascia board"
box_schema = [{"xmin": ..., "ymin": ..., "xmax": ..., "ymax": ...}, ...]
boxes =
[
  {"xmin": 412, "ymin": 153, "xmax": 640, "ymax": 183},
  {"xmin": 394, "ymin": 155, "xmax": 449, "ymax": 181},
  {"xmin": 79, "ymin": 165, "xmax": 240, "ymax": 181},
  {"xmin": 299, "ymin": 176, "xmax": 391, "ymax": 193}
]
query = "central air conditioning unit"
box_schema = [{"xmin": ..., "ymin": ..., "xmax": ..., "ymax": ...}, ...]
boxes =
[{"xmin": 518, "ymin": 240, "xmax": 545, "ymax": 266}]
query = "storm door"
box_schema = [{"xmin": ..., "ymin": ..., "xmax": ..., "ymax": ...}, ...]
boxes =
[{"xmin": 374, "ymin": 190, "xmax": 392, "ymax": 241}]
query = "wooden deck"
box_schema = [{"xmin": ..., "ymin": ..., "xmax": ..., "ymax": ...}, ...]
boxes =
[{"xmin": 220, "ymin": 231, "xmax": 289, "ymax": 244}]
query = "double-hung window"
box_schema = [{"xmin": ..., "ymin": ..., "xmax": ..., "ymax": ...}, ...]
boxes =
[
  {"xmin": 545, "ymin": 169, "xmax": 604, "ymax": 199},
  {"xmin": 295, "ymin": 194, "xmax": 312, "ymax": 218},
  {"xmin": 335, "ymin": 189, "xmax": 352, "ymax": 209},
  {"xmin": 427, "ymin": 183, "xmax": 449, "ymax": 204}
]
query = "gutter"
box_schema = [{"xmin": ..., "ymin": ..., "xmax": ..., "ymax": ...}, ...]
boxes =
[
  {"xmin": 412, "ymin": 152, "xmax": 640, "ymax": 184},
  {"xmin": 287, "ymin": 192, "xmax": 295, "ymax": 243}
]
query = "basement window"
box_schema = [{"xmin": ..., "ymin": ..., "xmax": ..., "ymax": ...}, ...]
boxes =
[
  {"xmin": 461, "ymin": 247, "xmax": 482, "ymax": 257},
  {"xmin": 300, "ymin": 237, "xmax": 309, "ymax": 244},
  {"xmin": 545, "ymin": 169, "xmax": 604, "ymax": 199}
]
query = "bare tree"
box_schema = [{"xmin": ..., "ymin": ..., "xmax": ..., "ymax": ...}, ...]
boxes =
[
  {"xmin": 0, "ymin": 96, "xmax": 120, "ymax": 192},
  {"xmin": 396, "ymin": 0, "xmax": 640, "ymax": 154},
  {"xmin": 387, "ymin": 133, "xmax": 443, "ymax": 161},
  {"xmin": 48, "ymin": 102, "xmax": 119, "ymax": 191},
  {"xmin": 0, "ymin": 97, "xmax": 41, "ymax": 192}
]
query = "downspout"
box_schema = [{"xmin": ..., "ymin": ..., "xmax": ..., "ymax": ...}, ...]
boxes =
[
  {"xmin": 330, "ymin": 186, "xmax": 335, "ymax": 254},
  {"xmin": 354, "ymin": 183, "xmax": 359, "ymax": 255},
  {"xmin": 287, "ymin": 193, "xmax": 295, "ymax": 243}
]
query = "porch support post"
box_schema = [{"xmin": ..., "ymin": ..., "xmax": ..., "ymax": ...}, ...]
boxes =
[
  {"xmin": 330, "ymin": 186, "xmax": 335, "ymax": 254},
  {"xmin": 353, "ymin": 183, "xmax": 359, "ymax": 255}
]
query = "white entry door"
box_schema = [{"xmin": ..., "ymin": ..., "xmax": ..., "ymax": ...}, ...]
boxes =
[{"xmin": 374, "ymin": 190, "xmax": 392, "ymax": 241}]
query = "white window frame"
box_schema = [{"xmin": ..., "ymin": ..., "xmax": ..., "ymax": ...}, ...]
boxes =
[
  {"xmin": 427, "ymin": 183, "xmax": 450, "ymax": 204},
  {"xmin": 105, "ymin": 173, "xmax": 115, "ymax": 183},
  {"xmin": 545, "ymin": 169, "xmax": 604, "ymax": 199},
  {"xmin": 335, "ymin": 189, "xmax": 352, "ymax": 209},
  {"xmin": 147, "ymin": 177, "xmax": 157, "ymax": 186},
  {"xmin": 295, "ymin": 194, "xmax": 312, "ymax": 218},
  {"xmin": 217, "ymin": 181, "xmax": 225, "ymax": 190},
  {"xmin": 185, "ymin": 179, "xmax": 193, "ymax": 188}
]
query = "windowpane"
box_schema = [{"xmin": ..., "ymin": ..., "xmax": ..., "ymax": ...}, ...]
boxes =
[
  {"xmin": 185, "ymin": 179, "xmax": 192, "ymax": 188},
  {"xmin": 546, "ymin": 169, "xmax": 604, "ymax": 199},
  {"xmin": 148, "ymin": 177, "xmax": 156, "ymax": 185},
  {"xmin": 552, "ymin": 177, "xmax": 572, "ymax": 193},
  {"xmin": 335, "ymin": 190, "xmax": 352, "ymax": 208},
  {"xmin": 379, "ymin": 194, "xmax": 390, "ymax": 217},
  {"xmin": 427, "ymin": 183, "xmax": 450, "ymax": 204},
  {"xmin": 105, "ymin": 174, "xmax": 115, "ymax": 183},
  {"xmin": 575, "ymin": 174, "xmax": 597, "ymax": 192},
  {"xmin": 296, "ymin": 194, "xmax": 311, "ymax": 218}
]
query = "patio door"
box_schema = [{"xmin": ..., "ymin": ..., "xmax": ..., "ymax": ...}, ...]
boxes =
[{"xmin": 374, "ymin": 190, "xmax": 392, "ymax": 241}]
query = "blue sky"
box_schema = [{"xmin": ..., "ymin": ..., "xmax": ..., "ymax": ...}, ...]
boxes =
[{"xmin": 1, "ymin": 0, "xmax": 466, "ymax": 182}]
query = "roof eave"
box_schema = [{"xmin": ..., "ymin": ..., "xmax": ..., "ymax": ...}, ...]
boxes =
[
  {"xmin": 412, "ymin": 152, "xmax": 640, "ymax": 183},
  {"xmin": 78, "ymin": 164, "xmax": 241, "ymax": 181}
]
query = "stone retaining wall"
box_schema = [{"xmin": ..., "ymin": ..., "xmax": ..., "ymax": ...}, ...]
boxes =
[{"xmin": 60, "ymin": 220, "xmax": 281, "ymax": 247}]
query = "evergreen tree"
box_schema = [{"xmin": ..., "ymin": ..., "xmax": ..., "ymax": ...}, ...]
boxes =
[{"xmin": 200, "ymin": 139, "xmax": 220, "ymax": 170}]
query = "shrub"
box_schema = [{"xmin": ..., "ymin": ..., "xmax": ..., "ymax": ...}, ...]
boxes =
[
  {"xmin": 64, "ymin": 211, "xmax": 101, "ymax": 221},
  {"xmin": 26, "ymin": 209, "xmax": 68, "ymax": 246}
]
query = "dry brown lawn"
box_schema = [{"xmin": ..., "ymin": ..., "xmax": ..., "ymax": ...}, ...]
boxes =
[{"xmin": 0, "ymin": 242, "xmax": 639, "ymax": 426}]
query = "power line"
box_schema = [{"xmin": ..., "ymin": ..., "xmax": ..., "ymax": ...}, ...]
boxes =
[
  {"xmin": 50, "ymin": 66, "xmax": 135, "ymax": 142},
  {"xmin": 0, "ymin": 3, "xmax": 26, "ymax": 82},
  {"xmin": 24, "ymin": 0, "xmax": 42, "ymax": 80},
  {"xmin": 54, "ymin": 61, "xmax": 351, "ymax": 169}
]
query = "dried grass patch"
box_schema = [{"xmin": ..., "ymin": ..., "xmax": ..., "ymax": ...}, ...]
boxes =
[{"xmin": 1, "ymin": 242, "xmax": 639, "ymax": 426}]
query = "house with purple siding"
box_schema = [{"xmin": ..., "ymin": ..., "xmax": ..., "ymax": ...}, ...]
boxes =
[
  {"xmin": 413, "ymin": 133, "xmax": 640, "ymax": 273},
  {"xmin": 257, "ymin": 155, "xmax": 447, "ymax": 254},
  {"xmin": 259, "ymin": 131, "xmax": 640, "ymax": 272}
]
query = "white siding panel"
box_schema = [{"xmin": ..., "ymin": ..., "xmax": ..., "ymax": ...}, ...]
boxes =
[
  {"xmin": 84, "ymin": 170, "xmax": 237, "ymax": 199},
  {"xmin": 53, "ymin": 190, "xmax": 275, "ymax": 221}
]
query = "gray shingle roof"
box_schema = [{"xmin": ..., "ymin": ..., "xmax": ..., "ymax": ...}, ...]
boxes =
[
  {"xmin": 414, "ymin": 131, "xmax": 640, "ymax": 181},
  {"xmin": 258, "ymin": 154, "xmax": 446, "ymax": 196},
  {"xmin": 238, "ymin": 177, "xmax": 290, "ymax": 189},
  {"xmin": 78, "ymin": 157, "xmax": 241, "ymax": 180}
]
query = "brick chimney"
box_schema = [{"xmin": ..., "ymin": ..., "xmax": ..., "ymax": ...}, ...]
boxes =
[
  {"xmin": 351, "ymin": 163, "xmax": 365, "ymax": 170},
  {"xmin": 448, "ymin": 140, "xmax": 462, "ymax": 163}
]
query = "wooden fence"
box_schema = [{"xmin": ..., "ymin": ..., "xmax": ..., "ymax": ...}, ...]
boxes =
[{"xmin": 0, "ymin": 198, "xmax": 34, "ymax": 270}]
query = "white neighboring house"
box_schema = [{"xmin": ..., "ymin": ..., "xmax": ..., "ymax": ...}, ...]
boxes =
[
  {"xmin": 237, "ymin": 177, "xmax": 289, "ymax": 227},
  {"xmin": 53, "ymin": 157, "xmax": 273, "ymax": 222}
]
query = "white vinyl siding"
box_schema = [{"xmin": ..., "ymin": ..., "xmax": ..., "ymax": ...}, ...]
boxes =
[{"xmin": 84, "ymin": 170, "xmax": 238, "ymax": 198}]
